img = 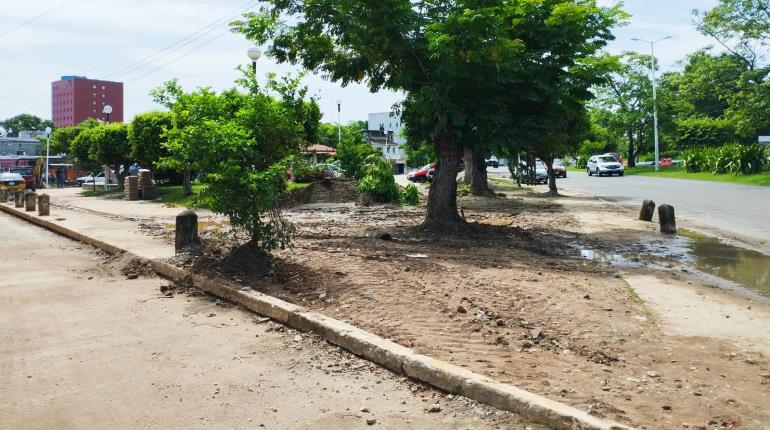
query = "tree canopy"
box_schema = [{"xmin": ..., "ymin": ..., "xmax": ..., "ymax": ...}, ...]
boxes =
[{"xmin": 0, "ymin": 114, "xmax": 54, "ymax": 138}]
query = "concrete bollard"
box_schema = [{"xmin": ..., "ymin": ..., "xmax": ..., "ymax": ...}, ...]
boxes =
[
  {"xmin": 14, "ymin": 191, "xmax": 25, "ymax": 208},
  {"xmin": 25, "ymin": 192, "xmax": 37, "ymax": 212},
  {"xmin": 175, "ymin": 209, "xmax": 200, "ymax": 254},
  {"xmin": 658, "ymin": 204, "xmax": 677, "ymax": 234},
  {"xmin": 37, "ymin": 194, "xmax": 50, "ymax": 216},
  {"xmin": 0, "ymin": 189, "xmax": 7, "ymax": 202},
  {"xmin": 638, "ymin": 199, "xmax": 656, "ymax": 222}
]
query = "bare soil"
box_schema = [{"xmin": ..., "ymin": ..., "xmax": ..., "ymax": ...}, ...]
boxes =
[{"xmin": 176, "ymin": 184, "xmax": 770, "ymax": 430}]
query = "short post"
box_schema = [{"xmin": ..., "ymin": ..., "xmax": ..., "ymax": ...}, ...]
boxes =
[
  {"xmin": 0, "ymin": 189, "xmax": 7, "ymax": 202},
  {"xmin": 638, "ymin": 199, "xmax": 656, "ymax": 222},
  {"xmin": 25, "ymin": 192, "xmax": 37, "ymax": 212},
  {"xmin": 37, "ymin": 194, "xmax": 50, "ymax": 216},
  {"xmin": 175, "ymin": 209, "xmax": 200, "ymax": 254},
  {"xmin": 14, "ymin": 191, "xmax": 25, "ymax": 208},
  {"xmin": 658, "ymin": 204, "xmax": 677, "ymax": 234}
]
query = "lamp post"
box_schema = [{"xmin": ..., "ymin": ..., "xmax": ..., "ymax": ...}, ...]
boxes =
[
  {"xmin": 45, "ymin": 126, "xmax": 52, "ymax": 188},
  {"xmin": 102, "ymin": 105, "xmax": 113, "ymax": 190},
  {"xmin": 336, "ymin": 99, "xmax": 342, "ymax": 145},
  {"xmin": 631, "ymin": 36, "xmax": 672, "ymax": 172},
  {"xmin": 247, "ymin": 47, "xmax": 262, "ymax": 74}
]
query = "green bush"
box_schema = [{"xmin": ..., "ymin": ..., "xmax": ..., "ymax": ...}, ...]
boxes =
[
  {"xmin": 683, "ymin": 143, "xmax": 768, "ymax": 175},
  {"xmin": 336, "ymin": 136, "xmax": 379, "ymax": 179},
  {"xmin": 293, "ymin": 160, "xmax": 326, "ymax": 182},
  {"xmin": 357, "ymin": 154, "xmax": 400, "ymax": 203},
  {"xmin": 400, "ymin": 184, "xmax": 419, "ymax": 206}
]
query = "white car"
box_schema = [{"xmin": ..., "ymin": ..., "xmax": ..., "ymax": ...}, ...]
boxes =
[
  {"xmin": 77, "ymin": 172, "xmax": 110, "ymax": 186},
  {"xmin": 587, "ymin": 155, "xmax": 624, "ymax": 177}
]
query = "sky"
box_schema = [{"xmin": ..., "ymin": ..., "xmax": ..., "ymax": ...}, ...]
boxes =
[{"xmin": 0, "ymin": 0, "xmax": 719, "ymax": 125}]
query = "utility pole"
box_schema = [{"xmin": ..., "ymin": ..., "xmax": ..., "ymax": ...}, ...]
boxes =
[{"xmin": 632, "ymin": 36, "xmax": 672, "ymax": 172}]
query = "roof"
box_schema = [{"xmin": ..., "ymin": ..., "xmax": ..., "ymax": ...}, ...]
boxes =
[{"xmin": 305, "ymin": 144, "xmax": 337, "ymax": 155}]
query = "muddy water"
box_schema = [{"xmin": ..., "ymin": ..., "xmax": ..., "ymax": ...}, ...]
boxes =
[
  {"xmin": 581, "ymin": 231, "xmax": 770, "ymax": 298},
  {"xmin": 681, "ymin": 230, "xmax": 770, "ymax": 297}
]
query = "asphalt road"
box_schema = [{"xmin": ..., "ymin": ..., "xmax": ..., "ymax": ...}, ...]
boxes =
[
  {"xmin": 556, "ymin": 171, "xmax": 770, "ymax": 246},
  {"xmin": 0, "ymin": 212, "xmax": 538, "ymax": 430}
]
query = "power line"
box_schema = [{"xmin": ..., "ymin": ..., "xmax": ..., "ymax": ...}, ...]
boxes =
[
  {"xmin": 0, "ymin": 0, "xmax": 78, "ymax": 40},
  {"xmin": 102, "ymin": 0, "xmax": 258, "ymax": 80}
]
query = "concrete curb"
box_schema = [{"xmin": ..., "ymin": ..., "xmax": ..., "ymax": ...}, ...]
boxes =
[{"xmin": 0, "ymin": 201, "xmax": 635, "ymax": 430}]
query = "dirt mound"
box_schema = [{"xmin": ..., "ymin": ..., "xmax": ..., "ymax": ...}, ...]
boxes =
[
  {"xmin": 287, "ymin": 179, "xmax": 359, "ymax": 205},
  {"xmin": 191, "ymin": 240, "xmax": 273, "ymax": 282},
  {"xmin": 120, "ymin": 257, "xmax": 156, "ymax": 279}
]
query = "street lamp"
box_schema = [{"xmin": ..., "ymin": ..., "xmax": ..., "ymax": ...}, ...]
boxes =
[
  {"xmin": 45, "ymin": 126, "xmax": 52, "ymax": 188},
  {"xmin": 247, "ymin": 47, "xmax": 262, "ymax": 74},
  {"xmin": 631, "ymin": 35, "xmax": 672, "ymax": 172},
  {"xmin": 103, "ymin": 105, "xmax": 113, "ymax": 123},
  {"xmin": 336, "ymin": 99, "xmax": 342, "ymax": 145}
]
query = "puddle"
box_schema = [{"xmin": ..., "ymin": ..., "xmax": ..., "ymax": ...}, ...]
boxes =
[
  {"xmin": 580, "ymin": 231, "xmax": 770, "ymax": 299},
  {"xmin": 680, "ymin": 230, "xmax": 770, "ymax": 298}
]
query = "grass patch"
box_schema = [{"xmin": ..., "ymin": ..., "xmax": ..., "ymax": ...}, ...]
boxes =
[
  {"xmin": 287, "ymin": 182, "xmax": 311, "ymax": 192},
  {"xmin": 624, "ymin": 165, "xmax": 770, "ymax": 186},
  {"xmin": 488, "ymin": 177, "xmax": 536, "ymax": 194},
  {"xmin": 80, "ymin": 188, "xmax": 122, "ymax": 198},
  {"xmin": 156, "ymin": 184, "xmax": 207, "ymax": 208}
]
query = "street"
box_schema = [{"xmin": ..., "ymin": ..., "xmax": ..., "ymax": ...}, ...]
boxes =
[
  {"xmin": 485, "ymin": 167, "xmax": 770, "ymax": 249},
  {"xmin": 0, "ymin": 212, "xmax": 537, "ymax": 430}
]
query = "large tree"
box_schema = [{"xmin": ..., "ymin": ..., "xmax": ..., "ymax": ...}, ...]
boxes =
[
  {"xmin": 0, "ymin": 114, "xmax": 54, "ymax": 137},
  {"xmin": 128, "ymin": 111, "xmax": 173, "ymax": 170},
  {"xmin": 232, "ymin": 0, "xmax": 622, "ymax": 226}
]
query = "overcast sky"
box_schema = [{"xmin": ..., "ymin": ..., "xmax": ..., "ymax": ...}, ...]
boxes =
[{"xmin": 0, "ymin": 0, "xmax": 718, "ymax": 125}]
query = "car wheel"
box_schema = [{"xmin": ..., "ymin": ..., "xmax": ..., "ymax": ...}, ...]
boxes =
[
  {"xmin": 596, "ymin": 168, "xmax": 602, "ymax": 177},
  {"xmin": 587, "ymin": 168, "xmax": 592, "ymax": 176},
  {"xmin": 619, "ymin": 172, "xmax": 624, "ymax": 177}
]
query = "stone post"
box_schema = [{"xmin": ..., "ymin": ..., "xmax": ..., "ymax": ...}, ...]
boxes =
[
  {"xmin": 0, "ymin": 189, "xmax": 7, "ymax": 202},
  {"xmin": 37, "ymin": 194, "xmax": 50, "ymax": 216},
  {"xmin": 14, "ymin": 191, "xmax": 25, "ymax": 208},
  {"xmin": 658, "ymin": 204, "xmax": 677, "ymax": 234},
  {"xmin": 25, "ymin": 192, "xmax": 37, "ymax": 212},
  {"xmin": 638, "ymin": 200, "xmax": 656, "ymax": 222},
  {"xmin": 175, "ymin": 209, "xmax": 200, "ymax": 254}
]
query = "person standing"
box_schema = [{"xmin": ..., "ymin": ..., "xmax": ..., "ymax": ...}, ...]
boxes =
[{"xmin": 55, "ymin": 167, "xmax": 64, "ymax": 189}]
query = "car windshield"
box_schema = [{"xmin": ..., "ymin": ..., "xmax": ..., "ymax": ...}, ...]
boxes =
[
  {"xmin": 553, "ymin": 160, "xmax": 564, "ymax": 166},
  {"xmin": 421, "ymin": 164, "xmax": 432, "ymax": 170},
  {"xmin": 599, "ymin": 156, "xmax": 616, "ymax": 163}
]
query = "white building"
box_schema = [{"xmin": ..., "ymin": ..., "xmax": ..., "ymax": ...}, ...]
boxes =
[{"xmin": 367, "ymin": 112, "xmax": 406, "ymax": 174}]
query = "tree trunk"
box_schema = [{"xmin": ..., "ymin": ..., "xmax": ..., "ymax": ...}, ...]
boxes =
[
  {"xmin": 627, "ymin": 129, "xmax": 636, "ymax": 168},
  {"xmin": 183, "ymin": 170, "xmax": 192, "ymax": 196},
  {"xmin": 465, "ymin": 149, "xmax": 490, "ymax": 196},
  {"xmin": 462, "ymin": 146, "xmax": 473, "ymax": 185},
  {"xmin": 543, "ymin": 154, "xmax": 558, "ymax": 195},
  {"xmin": 424, "ymin": 135, "xmax": 463, "ymax": 226}
]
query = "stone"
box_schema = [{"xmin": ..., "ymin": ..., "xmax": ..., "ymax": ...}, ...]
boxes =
[
  {"xmin": 293, "ymin": 335, "xmax": 303, "ymax": 342},
  {"xmin": 456, "ymin": 306, "xmax": 467, "ymax": 314},
  {"xmin": 0, "ymin": 189, "xmax": 7, "ymax": 202},
  {"xmin": 14, "ymin": 191, "xmax": 25, "ymax": 208},
  {"xmin": 646, "ymin": 371, "xmax": 659, "ymax": 378},
  {"xmin": 378, "ymin": 232, "xmax": 392, "ymax": 241},
  {"xmin": 37, "ymin": 194, "xmax": 50, "ymax": 216},
  {"xmin": 658, "ymin": 204, "xmax": 677, "ymax": 234},
  {"xmin": 366, "ymin": 418, "xmax": 377, "ymax": 425},
  {"xmin": 428, "ymin": 404, "xmax": 442, "ymax": 413},
  {"xmin": 175, "ymin": 210, "xmax": 200, "ymax": 254},
  {"xmin": 530, "ymin": 328, "xmax": 542, "ymax": 339},
  {"xmin": 638, "ymin": 199, "xmax": 656, "ymax": 222},
  {"xmin": 360, "ymin": 407, "xmax": 370, "ymax": 413},
  {"xmin": 24, "ymin": 192, "xmax": 36, "ymax": 212}
]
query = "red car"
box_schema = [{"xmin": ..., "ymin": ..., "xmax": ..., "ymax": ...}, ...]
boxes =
[
  {"xmin": 10, "ymin": 167, "xmax": 35, "ymax": 189},
  {"xmin": 407, "ymin": 163, "xmax": 436, "ymax": 183}
]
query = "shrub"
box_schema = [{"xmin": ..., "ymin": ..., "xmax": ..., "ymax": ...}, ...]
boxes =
[
  {"xmin": 357, "ymin": 154, "xmax": 400, "ymax": 203},
  {"xmin": 683, "ymin": 143, "xmax": 768, "ymax": 175},
  {"xmin": 293, "ymin": 160, "xmax": 326, "ymax": 182},
  {"xmin": 400, "ymin": 184, "xmax": 419, "ymax": 206},
  {"xmin": 336, "ymin": 136, "xmax": 379, "ymax": 179}
]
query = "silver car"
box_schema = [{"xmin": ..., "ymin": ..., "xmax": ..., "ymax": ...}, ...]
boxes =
[{"xmin": 587, "ymin": 155, "xmax": 624, "ymax": 177}]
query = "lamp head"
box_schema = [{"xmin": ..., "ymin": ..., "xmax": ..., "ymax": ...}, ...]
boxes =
[{"xmin": 247, "ymin": 47, "xmax": 262, "ymax": 61}]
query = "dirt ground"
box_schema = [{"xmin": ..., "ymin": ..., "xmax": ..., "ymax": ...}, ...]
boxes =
[
  {"xmin": 159, "ymin": 180, "xmax": 770, "ymax": 430},
  {"xmin": 0, "ymin": 213, "xmax": 542, "ymax": 430}
]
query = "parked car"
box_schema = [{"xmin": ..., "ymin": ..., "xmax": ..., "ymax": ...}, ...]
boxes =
[
  {"xmin": 552, "ymin": 159, "xmax": 567, "ymax": 178},
  {"xmin": 77, "ymin": 172, "xmax": 108, "ymax": 186},
  {"xmin": 587, "ymin": 155, "xmax": 624, "ymax": 177},
  {"xmin": 518, "ymin": 160, "xmax": 549, "ymax": 184},
  {"xmin": 407, "ymin": 163, "xmax": 435, "ymax": 183},
  {"xmin": 318, "ymin": 163, "xmax": 343, "ymax": 178},
  {"xmin": 9, "ymin": 167, "xmax": 34, "ymax": 189},
  {"xmin": 0, "ymin": 172, "xmax": 26, "ymax": 191},
  {"xmin": 485, "ymin": 159, "xmax": 499, "ymax": 168}
]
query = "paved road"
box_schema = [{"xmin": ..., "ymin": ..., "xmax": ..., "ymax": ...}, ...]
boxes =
[
  {"xmin": 0, "ymin": 213, "xmax": 539, "ymax": 430},
  {"xmin": 556, "ymin": 171, "xmax": 770, "ymax": 247}
]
